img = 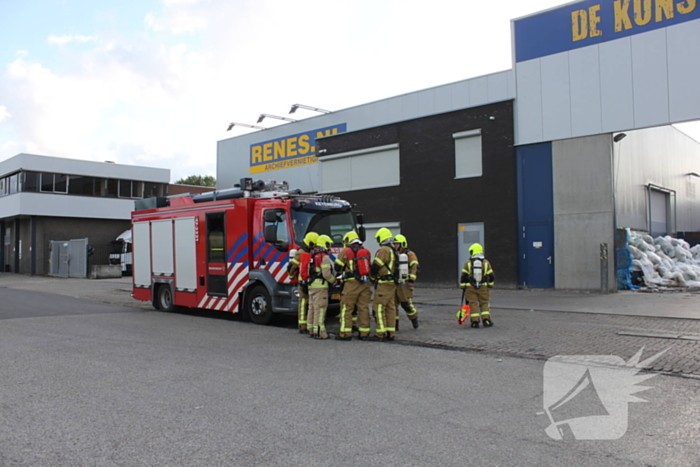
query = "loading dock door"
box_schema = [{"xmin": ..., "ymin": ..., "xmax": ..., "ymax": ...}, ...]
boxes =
[{"xmin": 649, "ymin": 188, "xmax": 669, "ymax": 237}]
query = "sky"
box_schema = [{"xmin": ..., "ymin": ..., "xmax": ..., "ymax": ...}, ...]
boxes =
[{"xmin": 1, "ymin": 0, "xmax": 699, "ymax": 184}]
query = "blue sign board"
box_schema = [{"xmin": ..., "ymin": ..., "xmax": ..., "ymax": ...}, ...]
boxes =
[{"xmin": 514, "ymin": 0, "xmax": 700, "ymax": 62}]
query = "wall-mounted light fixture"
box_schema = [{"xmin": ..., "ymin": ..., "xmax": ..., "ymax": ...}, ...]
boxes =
[
  {"xmin": 256, "ymin": 114, "xmax": 297, "ymax": 124},
  {"xmin": 289, "ymin": 104, "xmax": 331, "ymax": 114},
  {"xmin": 688, "ymin": 172, "xmax": 700, "ymax": 178},
  {"xmin": 613, "ymin": 133, "xmax": 627, "ymax": 143},
  {"xmin": 227, "ymin": 122, "xmax": 266, "ymax": 131}
]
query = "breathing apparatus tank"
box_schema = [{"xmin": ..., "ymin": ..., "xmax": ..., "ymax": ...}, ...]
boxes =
[
  {"xmin": 472, "ymin": 258, "xmax": 483, "ymax": 289},
  {"xmin": 398, "ymin": 252, "xmax": 409, "ymax": 284}
]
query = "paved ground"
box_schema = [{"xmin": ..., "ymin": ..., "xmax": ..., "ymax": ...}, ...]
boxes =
[
  {"xmin": 2, "ymin": 273, "xmax": 700, "ymax": 377},
  {"xmin": 3, "ymin": 288, "xmax": 699, "ymax": 466}
]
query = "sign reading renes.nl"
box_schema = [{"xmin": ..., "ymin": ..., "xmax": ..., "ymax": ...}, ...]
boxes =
[
  {"xmin": 514, "ymin": 0, "xmax": 699, "ymax": 62},
  {"xmin": 249, "ymin": 124, "xmax": 347, "ymax": 174}
]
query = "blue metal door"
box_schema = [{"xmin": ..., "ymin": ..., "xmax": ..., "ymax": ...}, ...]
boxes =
[
  {"xmin": 523, "ymin": 223, "xmax": 554, "ymax": 288},
  {"xmin": 517, "ymin": 143, "xmax": 555, "ymax": 289}
]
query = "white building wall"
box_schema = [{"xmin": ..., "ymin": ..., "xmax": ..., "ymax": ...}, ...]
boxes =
[
  {"xmin": 0, "ymin": 153, "xmax": 170, "ymax": 182},
  {"xmin": 515, "ymin": 19, "xmax": 700, "ymax": 145},
  {"xmin": 217, "ymin": 70, "xmax": 516, "ymax": 192}
]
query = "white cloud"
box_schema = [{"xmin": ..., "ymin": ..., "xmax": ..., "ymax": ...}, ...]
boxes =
[
  {"xmin": 47, "ymin": 35, "xmax": 97, "ymax": 46},
  {"xmin": 14, "ymin": 0, "xmax": 700, "ymax": 183},
  {"xmin": 0, "ymin": 106, "xmax": 10, "ymax": 122}
]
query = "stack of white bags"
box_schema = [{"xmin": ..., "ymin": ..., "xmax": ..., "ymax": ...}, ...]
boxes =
[{"xmin": 627, "ymin": 230, "xmax": 700, "ymax": 289}]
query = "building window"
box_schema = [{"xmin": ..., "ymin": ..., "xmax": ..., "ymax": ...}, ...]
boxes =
[
  {"xmin": 38, "ymin": 173, "xmax": 69, "ymax": 193},
  {"xmin": 106, "ymin": 179, "xmax": 118, "ymax": 198},
  {"xmin": 8, "ymin": 173, "xmax": 18, "ymax": 194},
  {"xmin": 320, "ymin": 144, "xmax": 400, "ymax": 193},
  {"xmin": 68, "ymin": 176, "xmax": 94, "ymax": 195},
  {"xmin": 453, "ymin": 129, "xmax": 482, "ymax": 179},
  {"xmin": 40, "ymin": 173, "xmax": 53, "ymax": 192},
  {"xmin": 22, "ymin": 172, "xmax": 39, "ymax": 192},
  {"xmin": 55, "ymin": 174, "xmax": 68, "ymax": 193},
  {"xmin": 144, "ymin": 182, "xmax": 166, "ymax": 198},
  {"xmin": 119, "ymin": 180, "xmax": 144, "ymax": 198}
]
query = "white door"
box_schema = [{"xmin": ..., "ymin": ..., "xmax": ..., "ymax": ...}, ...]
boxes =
[{"xmin": 457, "ymin": 223, "xmax": 484, "ymax": 282}]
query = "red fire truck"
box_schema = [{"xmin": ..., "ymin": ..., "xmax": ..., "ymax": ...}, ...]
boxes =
[{"xmin": 131, "ymin": 179, "xmax": 363, "ymax": 324}]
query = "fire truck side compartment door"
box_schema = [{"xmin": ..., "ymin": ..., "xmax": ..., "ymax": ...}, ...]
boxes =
[
  {"xmin": 151, "ymin": 219, "xmax": 174, "ymax": 276},
  {"xmin": 174, "ymin": 217, "xmax": 196, "ymax": 291},
  {"xmin": 133, "ymin": 221, "xmax": 151, "ymax": 287}
]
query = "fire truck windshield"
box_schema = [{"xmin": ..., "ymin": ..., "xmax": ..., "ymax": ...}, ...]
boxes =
[{"xmin": 291, "ymin": 209, "xmax": 355, "ymax": 246}]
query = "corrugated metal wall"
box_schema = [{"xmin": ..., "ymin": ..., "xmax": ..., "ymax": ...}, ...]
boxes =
[{"xmin": 615, "ymin": 125, "xmax": 700, "ymax": 233}]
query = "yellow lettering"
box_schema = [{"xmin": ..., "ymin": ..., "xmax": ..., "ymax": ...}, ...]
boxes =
[
  {"xmin": 656, "ymin": 0, "xmax": 675, "ymax": 20},
  {"xmin": 287, "ymin": 137, "xmax": 298, "ymax": 157},
  {"xmin": 273, "ymin": 140, "xmax": 285, "ymax": 160},
  {"xmin": 589, "ymin": 5, "xmax": 603, "ymax": 37},
  {"xmin": 571, "ymin": 9, "xmax": 589, "ymax": 41},
  {"xmin": 252, "ymin": 146, "xmax": 262, "ymax": 164},
  {"xmin": 298, "ymin": 134, "xmax": 310, "ymax": 155},
  {"xmin": 634, "ymin": 0, "xmax": 652, "ymax": 25},
  {"xmin": 263, "ymin": 142, "xmax": 273, "ymax": 162},
  {"xmin": 615, "ymin": 0, "xmax": 633, "ymax": 31},
  {"xmin": 677, "ymin": 0, "xmax": 696, "ymax": 14}
]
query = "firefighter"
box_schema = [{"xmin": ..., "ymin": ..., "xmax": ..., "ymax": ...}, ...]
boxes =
[
  {"xmin": 334, "ymin": 231, "xmax": 372, "ymax": 341},
  {"xmin": 307, "ymin": 234, "xmax": 337, "ymax": 339},
  {"xmin": 287, "ymin": 231, "xmax": 318, "ymax": 333},
  {"xmin": 393, "ymin": 234, "xmax": 419, "ymax": 330},
  {"xmin": 459, "ymin": 243, "xmax": 495, "ymax": 328},
  {"xmin": 370, "ymin": 227, "xmax": 398, "ymax": 341}
]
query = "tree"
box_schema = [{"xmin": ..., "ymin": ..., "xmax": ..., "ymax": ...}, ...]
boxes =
[{"xmin": 175, "ymin": 175, "xmax": 216, "ymax": 187}]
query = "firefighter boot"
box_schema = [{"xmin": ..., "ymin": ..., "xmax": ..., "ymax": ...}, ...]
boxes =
[
  {"xmin": 335, "ymin": 335, "xmax": 352, "ymax": 341},
  {"xmin": 395, "ymin": 319, "xmax": 399, "ymax": 331},
  {"xmin": 411, "ymin": 318, "xmax": 419, "ymax": 329},
  {"xmin": 483, "ymin": 319, "xmax": 493, "ymax": 327},
  {"xmin": 471, "ymin": 321, "xmax": 480, "ymax": 328}
]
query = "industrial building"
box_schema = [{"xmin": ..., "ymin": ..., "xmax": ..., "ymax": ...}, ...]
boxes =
[
  {"xmin": 0, "ymin": 154, "xmax": 169, "ymax": 275},
  {"xmin": 216, "ymin": 0, "xmax": 700, "ymax": 289}
]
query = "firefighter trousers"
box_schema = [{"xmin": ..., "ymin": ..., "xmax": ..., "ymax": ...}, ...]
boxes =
[
  {"xmin": 339, "ymin": 280, "xmax": 372, "ymax": 338},
  {"xmin": 308, "ymin": 287, "xmax": 329, "ymax": 339},
  {"xmin": 297, "ymin": 285, "xmax": 310, "ymax": 332},
  {"xmin": 396, "ymin": 283, "xmax": 418, "ymax": 324},
  {"xmin": 373, "ymin": 282, "xmax": 397, "ymax": 338},
  {"xmin": 465, "ymin": 286, "xmax": 491, "ymax": 323}
]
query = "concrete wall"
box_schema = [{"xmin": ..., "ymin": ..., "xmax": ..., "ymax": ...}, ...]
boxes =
[{"xmin": 552, "ymin": 135, "xmax": 616, "ymax": 291}]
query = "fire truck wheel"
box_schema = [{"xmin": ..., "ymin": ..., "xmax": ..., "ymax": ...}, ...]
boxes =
[
  {"xmin": 157, "ymin": 284, "xmax": 175, "ymax": 312},
  {"xmin": 246, "ymin": 285, "xmax": 274, "ymax": 325}
]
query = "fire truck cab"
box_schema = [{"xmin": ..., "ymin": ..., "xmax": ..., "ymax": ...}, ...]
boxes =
[{"xmin": 131, "ymin": 178, "xmax": 363, "ymax": 324}]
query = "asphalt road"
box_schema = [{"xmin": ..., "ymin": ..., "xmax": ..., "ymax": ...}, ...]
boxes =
[{"xmin": 1, "ymin": 289, "xmax": 699, "ymax": 466}]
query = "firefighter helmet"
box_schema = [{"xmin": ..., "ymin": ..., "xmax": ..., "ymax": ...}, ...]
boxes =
[
  {"xmin": 343, "ymin": 231, "xmax": 359, "ymax": 247},
  {"xmin": 469, "ymin": 243, "xmax": 484, "ymax": 256},
  {"xmin": 316, "ymin": 234, "xmax": 332, "ymax": 250},
  {"xmin": 374, "ymin": 227, "xmax": 393, "ymax": 245},
  {"xmin": 394, "ymin": 234, "xmax": 408, "ymax": 249},
  {"xmin": 303, "ymin": 232, "xmax": 319, "ymax": 248}
]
